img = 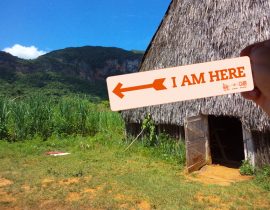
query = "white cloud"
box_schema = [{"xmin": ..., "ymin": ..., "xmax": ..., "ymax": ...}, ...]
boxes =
[{"xmin": 3, "ymin": 44, "xmax": 47, "ymax": 59}]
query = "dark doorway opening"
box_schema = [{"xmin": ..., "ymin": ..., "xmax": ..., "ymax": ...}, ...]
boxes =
[{"xmin": 208, "ymin": 116, "xmax": 245, "ymax": 168}]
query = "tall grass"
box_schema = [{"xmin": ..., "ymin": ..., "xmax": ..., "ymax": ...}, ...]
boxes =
[
  {"xmin": 0, "ymin": 98, "xmax": 9, "ymax": 139},
  {"xmin": 28, "ymin": 96, "xmax": 54, "ymax": 139},
  {"xmin": 0, "ymin": 95, "xmax": 123, "ymax": 141},
  {"xmin": 140, "ymin": 133, "xmax": 186, "ymax": 164},
  {"xmin": 11, "ymin": 100, "xmax": 29, "ymax": 140}
]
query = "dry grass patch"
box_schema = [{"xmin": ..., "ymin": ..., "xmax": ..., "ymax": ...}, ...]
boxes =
[
  {"xmin": 187, "ymin": 165, "xmax": 253, "ymax": 186},
  {"xmin": 66, "ymin": 192, "xmax": 81, "ymax": 202},
  {"xmin": 41, "ymin": 178, "xmax": 54, "ymax": 187},
  {"xmin": 0, "ymin": 189, "xmax": 16, "ymax": 203},
  {"xmin": 59, "ymin": 177, "xmax": 80, "ymax": 185},
  {"xmin": 0, "ymin": 178, "xmax": 13, "ymax": 187},
  {"xmin": 0, "ymin": 178, "xmax": 16, "ymax": 206},
  {"xmin": 137, "ymin": 200, "xmax": 151, "ymax": 210}
]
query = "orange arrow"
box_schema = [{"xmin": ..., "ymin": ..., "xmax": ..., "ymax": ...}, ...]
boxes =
[{"xmin": 113, "ymin": 78, "xmax": 167, "ymax": 99}]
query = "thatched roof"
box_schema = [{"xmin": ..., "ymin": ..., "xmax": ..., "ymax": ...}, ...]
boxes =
[{"xmin": 122, "ymin": 0, "xmax": 270, "ymax": 131}]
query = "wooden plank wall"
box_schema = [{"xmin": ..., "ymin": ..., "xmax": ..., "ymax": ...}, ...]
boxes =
[
  {"xmin": 125, "ymin": 123, "xmax": 141, "ymax": 138},
  {"xmin": 157, "ymin": 124, "xmax": 185, "ymax": 141},
  {"xmin": 252, "ymin": 131, "xmax": 270, "ymax": 167}
]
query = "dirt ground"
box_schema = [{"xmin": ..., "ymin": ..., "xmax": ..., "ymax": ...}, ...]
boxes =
[
  {"xmin": 0, "ymin": 178, "xmax": 16, "ymax": 206},
  {"xmin": 0, "ymin": 177, "xmax": 151, "ymax": 210},
  {"xmin": 0, "ymin": 165, "xmax": 256, "ymax": 209},
  {"xmin": 186, "ymin": 164, "xmax": 253, "ymax": 186}
]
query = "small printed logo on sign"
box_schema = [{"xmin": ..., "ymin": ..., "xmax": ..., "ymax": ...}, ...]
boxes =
[{"xmin": 106, "ymin": 57, "xmax": 254, "ymax": 111}]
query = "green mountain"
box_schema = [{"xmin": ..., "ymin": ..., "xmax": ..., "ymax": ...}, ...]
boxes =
[{"xmin": 0, "ymin": 46, "xmax": 143, "ymax": 100}]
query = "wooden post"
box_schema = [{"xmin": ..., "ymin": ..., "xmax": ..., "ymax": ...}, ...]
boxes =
[{"xmin": 242, "ymin": 125, "xmax": 255, "ymax": 167}]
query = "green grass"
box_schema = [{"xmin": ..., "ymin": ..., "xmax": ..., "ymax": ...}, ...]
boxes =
[
  {"xmin": 0, "ymin": 135, "xmax": 270, "ymax": 210},
  {"xmin": 240, "ymin": 159, "xmax": 255, "ymax": 176},
  {"xmin": 255, "ymin": 165, "xmax": 270, "ymax": 191}
]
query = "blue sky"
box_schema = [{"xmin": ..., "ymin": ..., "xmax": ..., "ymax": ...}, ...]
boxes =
[{"xmin": 0, "ymin": 0, "xmax": 171, "ymax": 55}]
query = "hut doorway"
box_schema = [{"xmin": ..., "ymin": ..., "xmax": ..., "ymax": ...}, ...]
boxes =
[
  {"xmin": 208, "ymin": 116, "xmax": 245, "ymax": 168},
  {"xmin": 185, "ymin": 114, "xmax": 246, "ymax": 172}
]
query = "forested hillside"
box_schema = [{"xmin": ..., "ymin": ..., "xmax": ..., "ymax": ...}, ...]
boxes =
[{"xmin": 0, "ymin": 46, "xmax": 143, "ymax": 99}]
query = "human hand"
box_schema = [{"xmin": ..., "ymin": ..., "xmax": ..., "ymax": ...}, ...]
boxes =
[{"xmin": 240, "ymin": 40, "xmax": 270, "ymax": 116}]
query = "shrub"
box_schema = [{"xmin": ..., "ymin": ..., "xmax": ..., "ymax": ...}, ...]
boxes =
[
  {"xmin": 255, "ymin": 165, "xmax": 270, "ymax": 191},
  {"xmin": 157, "ymin": 133, "xmax": 186, "ymax": 164},
  {"xmin": 240, "ymin": 159, "xmax": 255, "ymax": 176},
  {"xmin": 139, "ymin": 114, "xmax": 186, "ymax": 165},
  {"xmin": 142, "ymin": 114, "xmax": 157, "ymax": 146}
]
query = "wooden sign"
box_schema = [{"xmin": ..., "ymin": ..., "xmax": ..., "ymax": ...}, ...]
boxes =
[{"xmin": 107, "ymin": 57, "xmax": 254, "ymax": 111}]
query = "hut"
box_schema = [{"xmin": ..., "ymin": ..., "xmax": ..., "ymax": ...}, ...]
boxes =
[{"xmin": 122, "ymin": 0, "xmax": 270, "ymax": 172}]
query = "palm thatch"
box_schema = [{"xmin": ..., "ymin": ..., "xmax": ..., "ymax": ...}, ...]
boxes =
[{"xmin": 122, "ymin": 0, "xmax": 270, "ymax": 131}]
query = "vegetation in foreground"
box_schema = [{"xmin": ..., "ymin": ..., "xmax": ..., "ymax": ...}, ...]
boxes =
[
  {"xmin": 0, "ymin": 95, "xmax": 270, "ymax": 209},
  {"xmin": 0, "ymin": 95, "xmax": 118, "ymax": 141},
  {"xmin": 1, "ymin": 135, "xmax": 270, "ymax": 210}
]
